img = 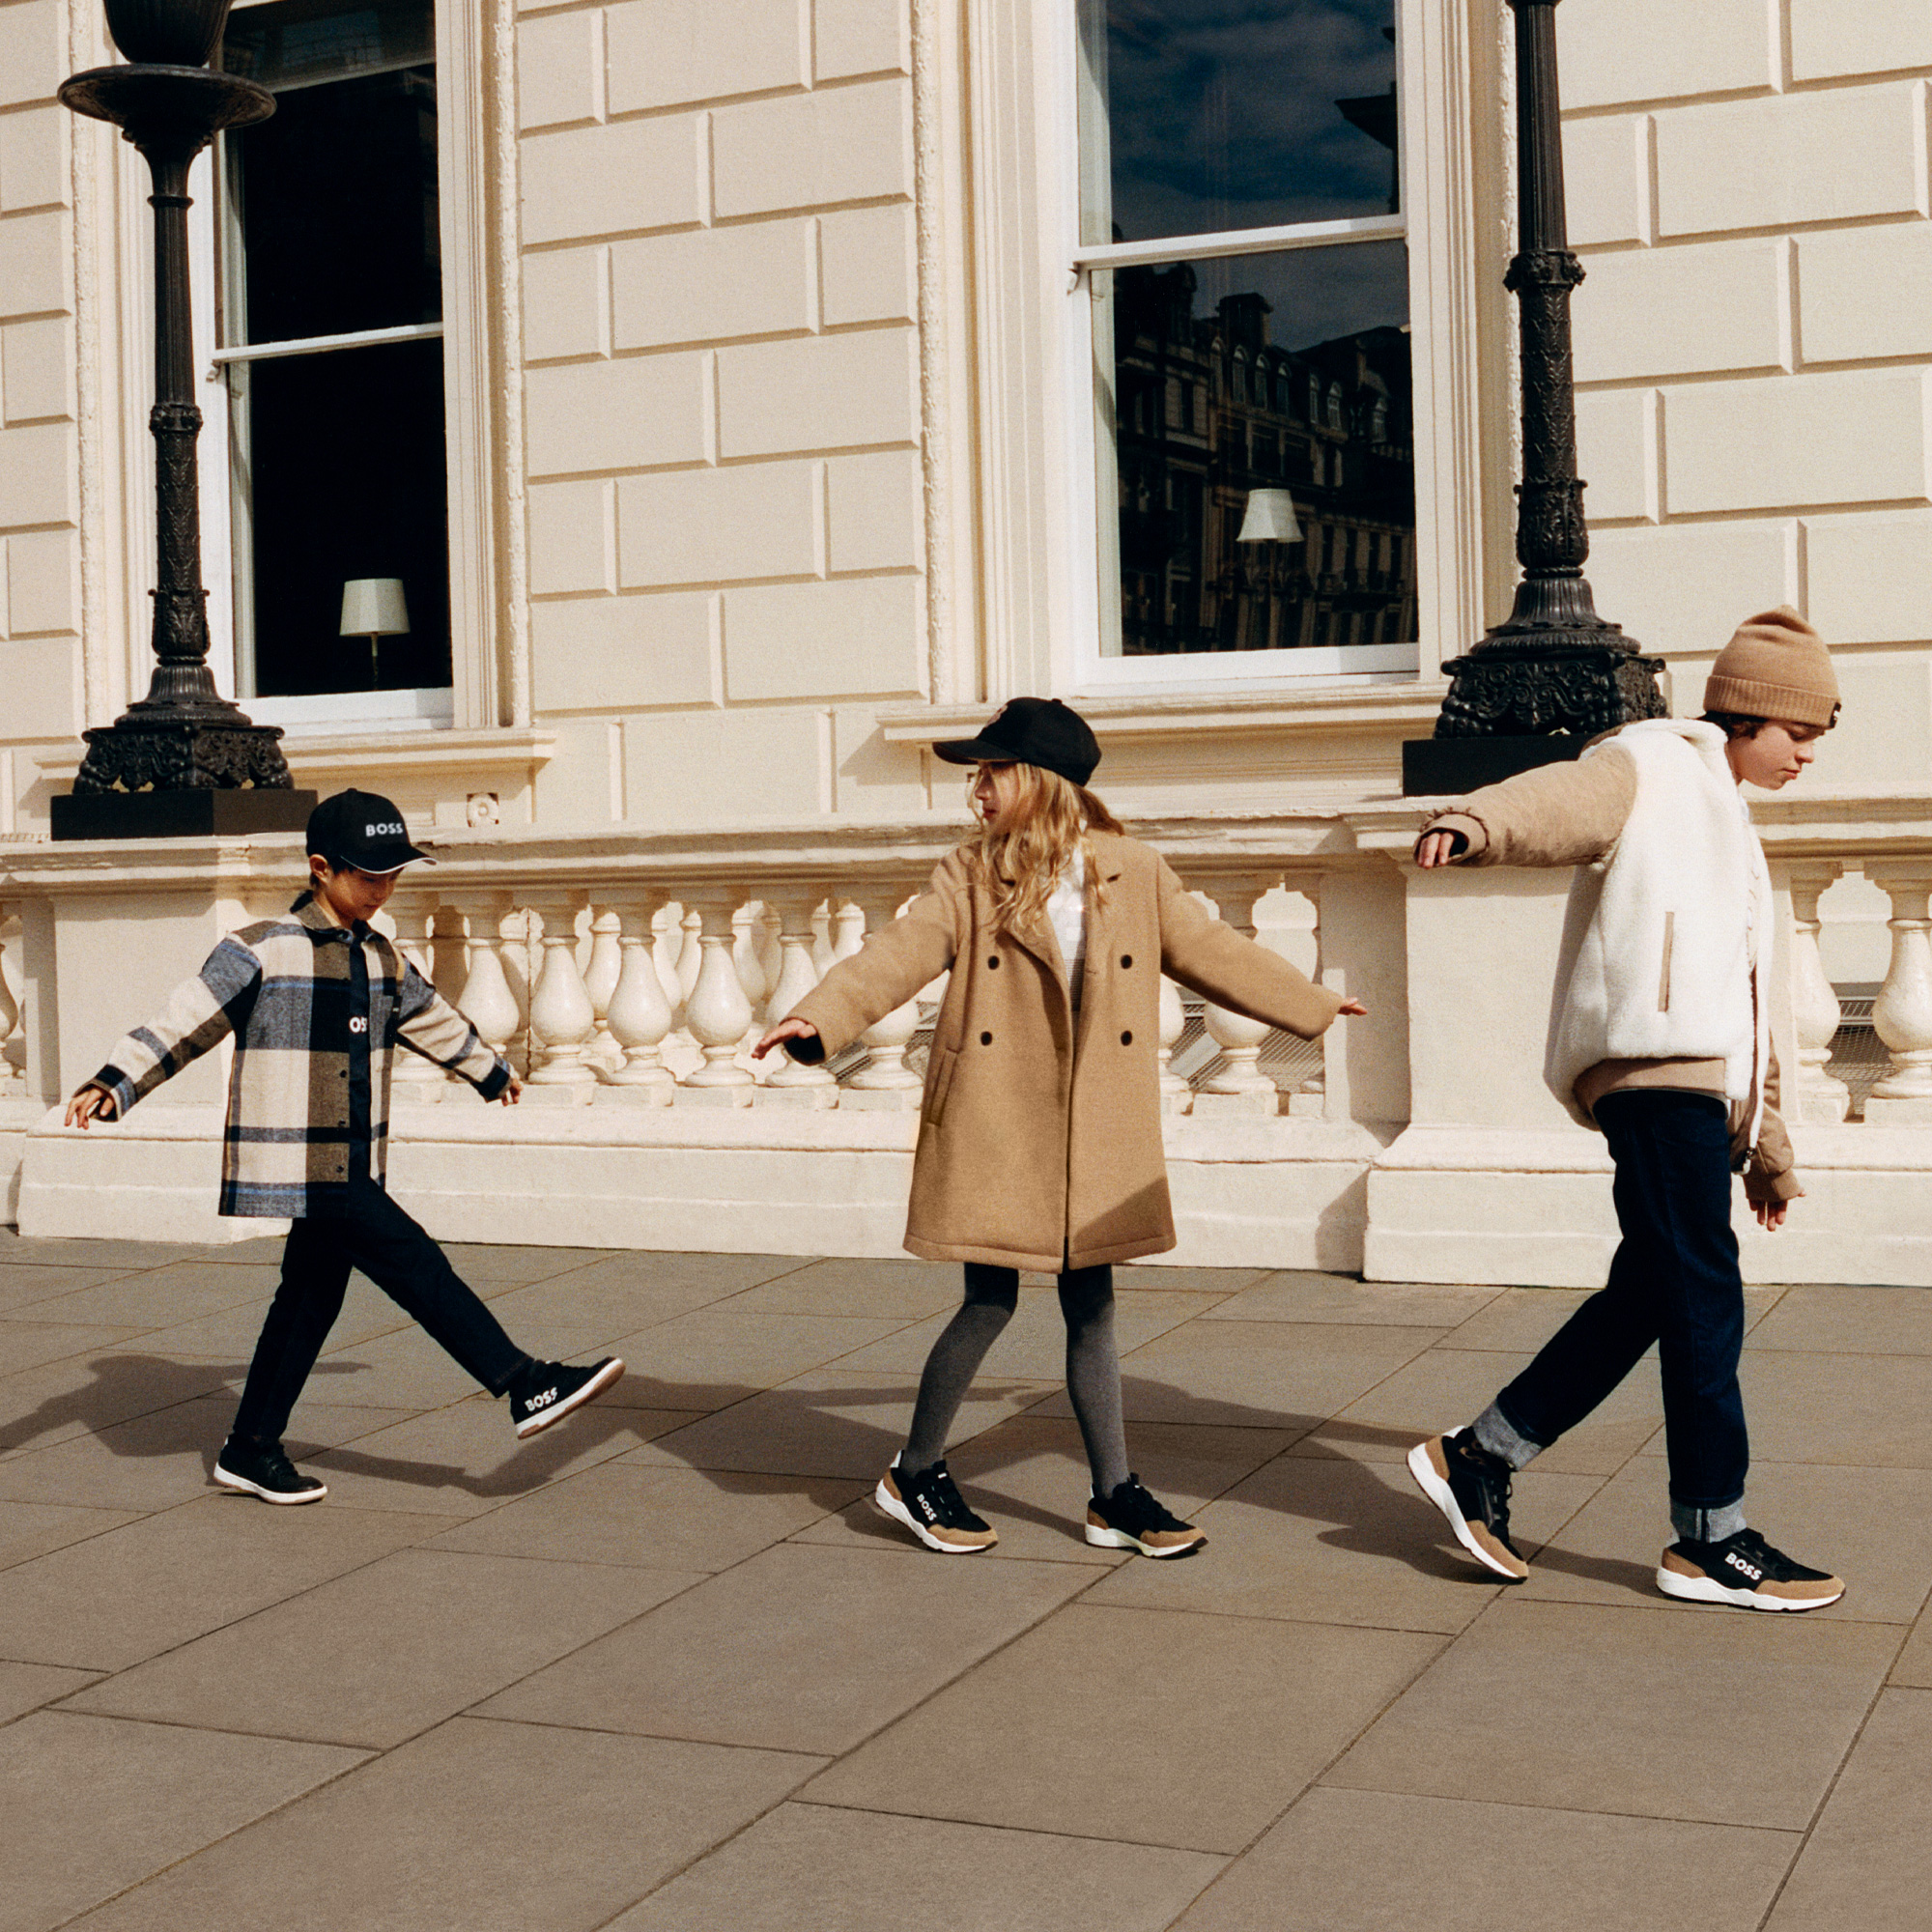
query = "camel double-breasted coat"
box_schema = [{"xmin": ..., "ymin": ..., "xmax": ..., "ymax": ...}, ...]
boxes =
[{"xmin": 785, "ymin": 832, "xmax": 1346, "ymax": 1272}]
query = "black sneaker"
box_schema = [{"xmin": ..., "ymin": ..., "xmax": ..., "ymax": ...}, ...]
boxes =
[
  {"xmin": 874, "ymin": 1456, "xmax": 997, "ymax": 1552},
  {"xmin": 213, "ymin": 1436, "xmax": 327, "ymax": 1505},
  {"xmin": 1406, "ymin": 1429, "xmax": 1529, "ymax": 1581},
  {"xmin": 509, "ymin": 1357, "xmax": 625, "ymax": 1438},
  {"xmin": 1657, "ymin": 1527, "xmax": 1845, "ymax": 1612},
  {"xmin": 1086, "ymin": 1475, "xmax": 1206, "ymax": 1558}
]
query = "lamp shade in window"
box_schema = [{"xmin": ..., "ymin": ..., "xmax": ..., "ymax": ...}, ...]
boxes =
[
  {"xmin": 1236, "ymin": 489, "xmax": 1302, "ymax": 545},
  {"xmin": 339, "ymin": 578, "xmax": 411, "ymax": 638}
]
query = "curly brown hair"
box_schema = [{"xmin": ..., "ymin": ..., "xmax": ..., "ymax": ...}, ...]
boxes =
[{"xmin": 966, "ymin": 763, "xmax": 1123, "ymax": 934}]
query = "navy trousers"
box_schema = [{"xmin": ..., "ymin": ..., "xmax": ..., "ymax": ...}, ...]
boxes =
[{"xmin": 1494, "ymin": 1089, "xmax": 1748, "ymax": 1513}]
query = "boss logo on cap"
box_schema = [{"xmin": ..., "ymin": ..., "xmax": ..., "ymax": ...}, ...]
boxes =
[{"xmin": 364, "ymin": 821, "xmax": 406, "ymax": 838}]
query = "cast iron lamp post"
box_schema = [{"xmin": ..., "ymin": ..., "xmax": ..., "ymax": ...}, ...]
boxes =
[
  {"xmin": 1402, "ymin": 0, "xmax": 1664, "ymax": 795},
  {"xmin": 50, "ymin": 0, "xmax": 315, "ymax": 838}
]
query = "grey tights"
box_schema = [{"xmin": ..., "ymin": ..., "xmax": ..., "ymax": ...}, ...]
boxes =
[{"xmin": 900, "ymin": 1263, "xmax": 1130, "ymax": 1497}]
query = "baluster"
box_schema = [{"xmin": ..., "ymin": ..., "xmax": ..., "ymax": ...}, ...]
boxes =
[
  {"xmin": 1282, "ymin": 874, "xmax": 1326, "ymax": 1118},
  {"xmin": 678, "ymin": 886, "xmax": 755, "ymax": 1101},
  {"xmin": 386, "ymin": 886, "xmax": 445, "ymax": 1104},
  {"xmin": 0, "ymin": 908, "xmax": 21, "ymax": 1095},
  {"xmin": 451, "ymin": 892, "xmax": 525, "ymax": 1093},
  {"xmin": 1865, "ymin": 868, "xmax": 1932, "ymax": 1122},
  {"xmin": 733, "ymin": 902, "xmax": 772, "ymax": 1015},
  {"xmin": 583, "ymin": 905, "xmax": 624, "ymax": 1071},
  {"xmin": 1157, "ymin": 974, "xmax": 1191, "ymax": 1115},
  {"xmin": 524, "ymin": 892, "xmax": 598, "ymax": 1101},
  {"xmin": 600, "ymin": 892, "xmax": 676, "ymax": 1104},
  {"xmin": 1192, "ymin": 872, "xmax": 1281, "ymax": 1115},
  {"xmin": 1788, "ymin": 864, "xmax": 1851, "ymax": 1124},
  {"xmin": 761, "ymin": 888, "xmax": 838, "ymax": 1107},
  {"xmin": 841, "ymin": 884, "xmax": 923, "ymax": 1107}
]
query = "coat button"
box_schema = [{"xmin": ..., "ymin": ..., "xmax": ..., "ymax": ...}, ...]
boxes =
[
  {"xmin": 1121, "ymin": 953, "xmax": 1132, "ymax": 968},
  {"xmin": 980, "ymin": 1031, "xmax": 993, "ymax": 1045},
  {"xmin": 987, "ymin": 956, "xmax": 1000, "ymax": 969},
  {"xmin": 1121, "ymin": 1030, "xmax": 1133, "ymax": 1045}
]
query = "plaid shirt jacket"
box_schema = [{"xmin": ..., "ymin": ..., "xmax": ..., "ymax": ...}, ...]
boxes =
[{"xmin": 90, "ymin": 894, "xmax": 509, "ymax": 1218}]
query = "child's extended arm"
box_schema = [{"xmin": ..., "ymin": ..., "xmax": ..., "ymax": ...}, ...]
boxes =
[
  {"xmin": 393, "ymin": 964, "xmax": 515, "ymax": 1100},
  {"xmin": 759, "ymin": 858, "xmax": 962, "ymax": 1064},
  {"xmin": 1155, "ymin": 860, "xmax": 1350, "ymax": 1039},
  {"xmin": 1415, "ymin": 746, "xmax": 1636, "ymax": 869},
  {"xmin": 69, "ymin": 935, "xmax": 264, "ymax": 1124}
]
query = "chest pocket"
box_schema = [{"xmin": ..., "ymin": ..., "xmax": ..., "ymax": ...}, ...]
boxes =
[{"xmin": 923, "ymin": 1044, "xmax": 961, "ymax": 1127}]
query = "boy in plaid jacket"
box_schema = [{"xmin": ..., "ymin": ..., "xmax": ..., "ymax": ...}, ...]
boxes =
[{"xmin": 65, "ymin": 789, "xmax": 624, "ymax": 1504}]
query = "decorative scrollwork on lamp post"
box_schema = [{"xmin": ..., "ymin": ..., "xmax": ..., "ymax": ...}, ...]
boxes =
[
  {"xmin": 1403, "ymin": 0, "xmax": 1664, "ymax": 796},
  {"xmin": 51, "ymin": 0, "xmax": 317, "ymax": 838}
]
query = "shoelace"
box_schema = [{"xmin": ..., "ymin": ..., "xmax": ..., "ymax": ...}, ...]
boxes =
[
  {"xmin": 1456, "ymin": 1441, "xmax": 1517, "ymax": 1540},
  {"xmin": 927, "ymin": 1466, "xmax": 976, "ymax": 1523},
  {"xmin": 1108, "ymin": 1479, "xmax": 1186, "ymax": 1533}
]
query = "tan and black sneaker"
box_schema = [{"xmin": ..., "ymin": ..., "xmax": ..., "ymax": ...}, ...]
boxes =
[
  {"xmin": 875, "ymin": 1456, "xmax": 998, "ymax": 1552},
  {"xmin": 1406, "ymin": 1429, "xmax": 1530, "ymax": 1582},
  {"xmin": 1086, "ymin": 1475, "xmax": 1206, "ymax": 1558},
  {"xmin": 1657, "ymin": 1528, "xmax": 1844, "ymax": 1611}
]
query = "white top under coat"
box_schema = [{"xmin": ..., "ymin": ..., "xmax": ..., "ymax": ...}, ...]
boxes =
[{"xmin": 1046, "ymin": 847, "xmax": 1088, "ymax": 1008}]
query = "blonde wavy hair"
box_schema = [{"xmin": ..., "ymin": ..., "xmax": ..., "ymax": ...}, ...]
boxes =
[{"xmin": 967, "ymin": 762, "xmax": 1124, "ymax": 934}]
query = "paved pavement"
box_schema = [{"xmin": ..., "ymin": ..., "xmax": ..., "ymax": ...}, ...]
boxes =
[{"xmin": 0, "ymin": 1229, "xmax": 1926, "ymax": 1930}]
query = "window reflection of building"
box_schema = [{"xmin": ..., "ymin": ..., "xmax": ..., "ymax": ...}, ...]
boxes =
[{"xmin": 1112, "ymin": 262, "xmax": 1416, "ymax": 656}]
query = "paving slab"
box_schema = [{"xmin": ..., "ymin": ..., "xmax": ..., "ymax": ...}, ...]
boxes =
[
  {"xmin": 1114, "ymin": 1264, "xmax": 1269, "ymax": 1295},
  {"xmin": 137, "ymin": 1272, "xmax": 415, "ymax": 1359},
  {"xmin": 67, "ymin": 1548, "xmax": 689, "ymax": 1747},
  {"xmin": 1200, "ymin": 1272, "xmax": 1499, "ymax": 1327},
  {"xmin": 611, "ymin": 1802, "xmax": 1225, "ymax": 1931},
  {"xmin": 437, "ymin": 1243, "xmax": 619, "ymax": 1288},
  {"xmin": 1327, "ymin": 1597, "xmax": 1899, "ymax": 1829},
  {"xmin": 0, "ymin": 1494, "xmax": 440, "ymax": 1670},
  {"xmin": 428, "ymin": 1463, "xmax": 866, "ymax": 1571},
  {"xmin": 0, "ymin": 1321, "xmax": 144, "ymax": 1378},
  {"xmin": 0, "ymin": 1350, "xmax": 242, "ymax": 1463},
  {"xmin": 1169, "ymin": 1786, "xmax": 1796, "ymax": 1932},
  {"xmin": 13, "ymin": 1262, "xmax": 281, "ymax": 1332},
  {"xmin": 481, "ymin": 1540, "xmax": 1094, "ymax": 1755},
  {"xmin": 0, "ymin": 1661, "xmax": 100, "ymax": 1724},
  {"xmin": 1889, "ymin": 1602, "xmax": 1932, "ymax": 1686},
  {"xmin": 1436, "ymin": 1286, "xmax": 1782, "ymax": 1355},
  {"xmin": 0, "ymin": 1264, "xmax": 145, "ymax": 1313},
  {"xmin": 711, "ymin": 1256, "xmax": 962, "ymax": 1321},
  {"xmin": 1521, "ymin": 1458, "xmax": 1932, "ymax": 1624},
  {"xmin": 1661, "ymin": 1350, "xmax": 1932, "ymax": 1467},
  {"xmin": 0, "ymin": 1237, "xmax": 202, "ymax": 1270},
  {"xmin": 1087, "ymin": 1452, "xmax": 1601, "ymax": 1633},
  {"xmin": 1745, "ymin": 1283, "xmax": 1932, "ymax": 1355},
  {"xmin": 1765, "ymin": 1688, "xmax": 1932, "ymax": 1928},
  {"xmin": 0, "ymin": 1710, "xmax": 362, "ymax": 1932},
  {"xmin": 0, "ymin": 1498, "xmax": 140, "ymax": 1572},
  {"xmin": 804, "ymin": 1603, "xmax": 1442, "ymax": 1852},
  {"xmin": 64, "ymin": 1717, "xmax": 817, "ymax": 1932},
  {"xmin": 586, "ymin": 1306, "xmax": 912, "ymax": 1410}
]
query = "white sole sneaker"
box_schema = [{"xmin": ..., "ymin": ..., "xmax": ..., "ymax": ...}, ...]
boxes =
[
  {"xmin": 1406, "ymin": 1436, "xmax": 1528, "ymax": 1582},
  {"xmin": 871, "ymin": 1474, "xmax": 995, "ymax": 1552},
  {"xmin": 1084, "ymin": 1520, "xmax": 1206, "ymax": 1558},
  {"xmin": 515, "ymin": 1357, "xmax": 626, "ymax": 1438},
  {"xmin": 1655, "ymin": 1560, "xmax": 1843, "ymax": 1612},
  {"xmin": 213, "ymin": 1463, "xmax": 327, "ymax": 1505}
]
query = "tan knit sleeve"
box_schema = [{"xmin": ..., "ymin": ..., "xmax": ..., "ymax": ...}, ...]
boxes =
[{"xmin": 1419, "ymin": 745, "xmax": 1637, "ymax": 869}]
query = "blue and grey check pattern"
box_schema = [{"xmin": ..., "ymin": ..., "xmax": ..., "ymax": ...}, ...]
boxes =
[{"xmin": 93, "ymin": 894, "xmax": 508, "ymax": 1218}]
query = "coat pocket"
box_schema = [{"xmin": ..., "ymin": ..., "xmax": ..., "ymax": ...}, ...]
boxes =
[
  {"xmin": 923, "ymin": 1043, "xmax": 961, "ymax": 1126},
  {"xmin": 1657, "ymin": 910, "xmax": 1675, "ymax": 1013}
]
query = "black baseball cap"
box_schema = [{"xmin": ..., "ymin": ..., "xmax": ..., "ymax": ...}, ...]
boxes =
[
  {"xmin": 932, "ymin": 697, "xmax": 1101, "ymax": 787},
  {"xmin": 305, "ymin": 788, "xmax": 433, "ymax": 873}
]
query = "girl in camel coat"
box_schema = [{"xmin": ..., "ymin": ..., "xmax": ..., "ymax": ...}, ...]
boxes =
[{"xmin": 756, "ymin": 696, "xmax": 1361, "ymax": 1560}]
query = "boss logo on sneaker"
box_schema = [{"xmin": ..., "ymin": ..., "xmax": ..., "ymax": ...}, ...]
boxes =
[
  {"xmin": 1723, "ymin": 1552, "xmax": 1764, "ymax": 1581},
  {"xmin": 348, "ymin": 1016, "xmax": 369, "ymax": 1034},
  {"xmin": 526, "ymin": 1386, "xmax": 557, "ymax": 1409}
]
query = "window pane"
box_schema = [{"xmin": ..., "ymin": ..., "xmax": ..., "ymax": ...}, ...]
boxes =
[
  {"xmin": 242, "ymin": 339, "xmax": 452, "ymax": 696},
  {"xmin": 1078, "ymin": 0, "xmax": 1398, "ymax": 246},
  {"xmin": 1096, "ymin": 239, "xmax": 1414, "ymax": 657}
]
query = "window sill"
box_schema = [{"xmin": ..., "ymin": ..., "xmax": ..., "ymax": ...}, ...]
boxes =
[{"xmin": 244, "ymin": 688, "xmax": 456, "ymax": 734}]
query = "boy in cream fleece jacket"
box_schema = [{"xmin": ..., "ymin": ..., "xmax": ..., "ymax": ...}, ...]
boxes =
[{"xmin": 1406, "ymin": 609, "xmax": 1846, "ymax": 1611}]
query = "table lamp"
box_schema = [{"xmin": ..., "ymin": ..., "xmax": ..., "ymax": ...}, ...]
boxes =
[
  {"xmin": 339, "ymin": 578, "xmax": 410, "ymax": 688},
  {"xmin": 1236, "ymin": 489, "xmax": 1303, "ymax": 545}
]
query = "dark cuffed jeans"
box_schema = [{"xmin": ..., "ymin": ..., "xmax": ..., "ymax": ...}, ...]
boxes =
[
  {"xmin": 230, "ymin": 1177, "xmax": 533, "ymax": 1447},
  {"xmin": 1492, "ymin": 1089, "xmax": 1748, "ymax": 1517}
]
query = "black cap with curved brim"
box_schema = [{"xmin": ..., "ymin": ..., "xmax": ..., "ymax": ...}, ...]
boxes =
[
  {"xmin": 305, "ymin": 788, "xmax": 434, "ymax": 874},
  {"xmin": 932, "ymin": 696, "xmax": 1101, "ymax": 787}
]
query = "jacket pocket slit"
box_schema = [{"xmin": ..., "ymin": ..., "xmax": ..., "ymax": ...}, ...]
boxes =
[{"xmin": 1658, "ymin": 911, "xmax": 1674, "ymax": 1013}]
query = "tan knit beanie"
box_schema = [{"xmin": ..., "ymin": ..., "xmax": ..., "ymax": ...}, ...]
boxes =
[{"xmin": 1703, "ymin": 606, "xmax": 1839, "ymax": 727}]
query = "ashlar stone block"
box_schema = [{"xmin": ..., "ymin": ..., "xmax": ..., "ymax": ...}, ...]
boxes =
[
  {"xmin": 624, "ymin": 702, "xmax": 825, "ymax": 826},
  {"xmin": 1800, "ymin": 224, "xmax": 1932, "ymax": 365},
  {"xmin": 0, "ymin": 636, "xmax": 73, "ymax": 732},
  {"xmin": 524, "ymin": 353, "xmax": 707, "ymax": 476},
  {"xmin": 614, "ymin": 462, "xmax": 817, "ymax": 587},
  {"xmin": 528, "ymin": 478, "xmax": 613, "ymax": 595},
  {"xmin": 0, "ymin": 421, "xmax": 73, "ymax": 525},
  {"xmin": 820, "ymin": 204, "xmax": 914, "ymax": 326},
  {"xmin": 523, "ymin": 244, "xmax": 607, "ymax": 361},
  {"xmin": 1663, "ymin": 370, "xmax": 1929, "ymax": 514},
  {"xmin": 1563, "ymin": 115, "xmax": 1646, "ymax": 248},
  {"xmin": 1586, "ymin": 520, "xmax": 1792, "ymax": 658},
  {"xmin": 0, "ymin": 5, "xmax": 61, "ymax": 109},
  {"xmin": 0, "ymin": 105, "xmax": 64, "ymax": 213},
  {"xmin": 1, "ymin": 316, "xmax": 72, "ymax": 422},
  {"xmin": 1790, "ymin": 1, "xmax": 1932, "ymax": 82},
  {"xmin": 814, "ymin": 0, "xmax": 908, "ymax": 80},
  {"xmin": 605, "ymin": 0, "xmax": 804, "ymax": 114},
  {"xmin": 1574, "ymin": 386, "xmax": 1655, "ymax": 523},
  {"xmin": 1556, "ymin": 0, "xmax": 1771, "ymax": 110},
  {"xmin": 718, "ymin": 327, "xmax": 916, "ymax": 457},
  {"xmin": 532, "ymin": 590, "xmax": 716, "ymax": 711},
  {"xmin": 713, "ymin": 79, "xmax": 911, "ymax": 218},
  {"xmin": 0, "ymin": 209, "xmax": 69, "ymax": 319},
  {"xmin": 826, "ymin": 449, "xmax": 921, "ymax": 573},
  {"xmin": 724, "ymin": 575, "xmax": 921, "ymax": 701},
  {"xmin": 3, "ymin": 527, "xmax": 75, "ymax": 635},
  {"xmin": 1807, "ymin": 510, "xmax": 1932, "ymax": 645},
  {"xmin": 611, "ymin": 221, "xmax": 810, "ymax": 353},
  {"xmin": 516, "ymin": 13, "xmax": 600, "ymax": 130},
  {"xmin": 1826, "ymin": 655, "xmax": 1932, "ymax": 778},
  {"xmin": 1573, "ymin": 239, "xmax": 1781, "ymax": 384},
  {"xmin": 521, "ymin": 118, "xmax": 701, "ymax": 246},
  {"xmin": 1656, "ymin": 85, "xmax": 1924, "ymax": 238}
]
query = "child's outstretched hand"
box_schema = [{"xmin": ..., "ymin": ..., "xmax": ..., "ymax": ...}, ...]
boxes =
[
  {"xmin": 753, "ymin": 1018, "xmax": 819, "ymax": 1060},
  {"xmin": 64, "ymin": 1086, "xmax": 116, "ymax": 1129},
  {"xmin": 497, "ymin": 1072, "xmax": 523, "ymax": 1105},
  {"xmin": 1337, "ymin": 998, "xmax": 1368, "ymax": 1016}
]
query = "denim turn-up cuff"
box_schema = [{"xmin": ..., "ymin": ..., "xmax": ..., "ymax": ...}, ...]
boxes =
[
  {"xmin": 1670, "ymin": 1499, "xmax": 1747, "ymax": 1544},
  {"xmin": 1471, "ymin": 1400, "xmax": 1545, "ymax": 1472}
]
